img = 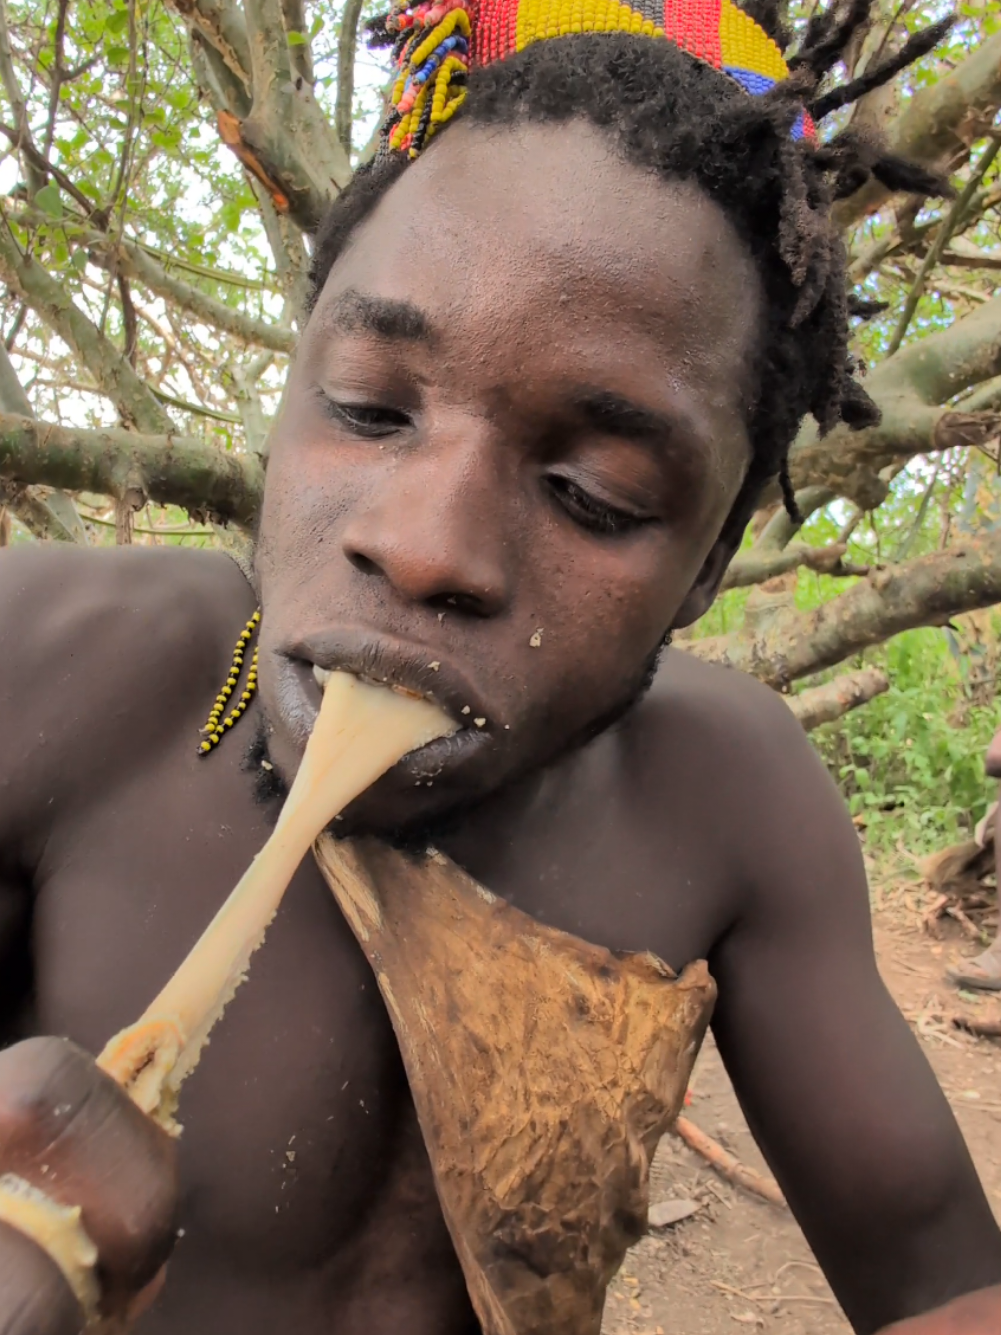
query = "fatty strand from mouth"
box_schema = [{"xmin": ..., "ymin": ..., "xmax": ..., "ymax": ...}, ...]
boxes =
[{"xmin": 98, "ymin": 671, "xmax": 456, "ymax": 1127}]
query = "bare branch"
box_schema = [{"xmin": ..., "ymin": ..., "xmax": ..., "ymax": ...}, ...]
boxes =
[
  {"xmin": 0, "ymin": 342, "xmax": 86, "ymax": 542},
  {"xmin": 961, "ymin": 376, "xmax": 1001, "ymax": 415},
  {"xmin": 835, "ymin": 31, "xmax": 1001, "ymax": 230},
  {"xmin": 0, "ymin": 337, "xmax": 31, "ymax": 417},
  {"xmin": 690, "ymin": 533, "xmax": 1001, "ymax": 688},
  {"xmin": 0, "ymin": 0, "xmax": 45, "ymax": 195},
  {"xmin": 0, "ymin": 412, "xmax": 263, "ymax": 525},
  {"xmin": 335, "ymin": 0, "xmax": 366, "ymax": 155},
  {"xmin": 247, "ymin": 175, "xmax": 310, "ymax": 308},
  {"xmin": 117, "ymin": 273, "xmax": 139, "ymax": 367},
  {"xmin": 229, "ymin": 352, "xmax": 273, "ymax": 454},
  {"xmin": 217, "ymin": 0, "xmax": 351, "ymax": 231},
  {"xmin": 281, "ymin": 0, "xmax": 314, "ymax": 84},
  {"xmin": 785, "ymin": 668, "xmax": 890, "ymax": 731},
  {"xmin": 885, "ymin": 135, "xmax": 1001, "ymax": 356},
  {"xmin": 789, "ymin": 295, "xmax": 1001, "ymax": 504},
  {"xmin": 722, "ymin": 541, "xmax": 869, "ymax": 591},
  {"xmin": 41, "ymin": 0, "xmax": 70, "ymax": 159},
  {"xmin": 169, "ymin": 0, "xmax": 251, "ymax": 89},
  {"xmin": 106, "ymin": 234, "xmax": 296, "ymax": 352},
  {"xmin": 0, "ymin": 214, "xmax": 172, "ymax": 433},
  {"xmin": 189, "ymin": 27, "xmax": 252, "ymax": 118}
]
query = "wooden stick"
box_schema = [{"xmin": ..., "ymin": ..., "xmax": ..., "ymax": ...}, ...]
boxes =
[
  {"xmin": 97, "ymin": 673, "xmax": 454, "ymax": 1129},
  {"xmin": 673, "ymin": 1115, "xmax": 786, "ymax": 1209}
]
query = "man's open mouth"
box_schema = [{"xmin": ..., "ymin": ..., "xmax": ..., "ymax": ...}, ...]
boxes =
[{"xmin": 275, "ymin": 630, "xmax": 498, "ymax": 783}]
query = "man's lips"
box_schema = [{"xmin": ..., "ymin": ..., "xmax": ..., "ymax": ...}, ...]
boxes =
[{"xmin": 273, "ymin": 630, "xmax": 499, "ymax": 779}]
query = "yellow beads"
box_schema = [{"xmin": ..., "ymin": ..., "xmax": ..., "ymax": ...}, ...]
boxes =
[
  {"xmin": 197, "ymin": 610, "xmax": 261, "ymax": 755},
  {"xmin": 516, "ymin": 0, "xmax": 659, "ymax": 53},
  {"xmin": 389, "ymin": 6, "xmax": 471, "ymax": 157},
  {"xmin": 719, "ymin": 0, "xmax": 787, "ymax": 81}
]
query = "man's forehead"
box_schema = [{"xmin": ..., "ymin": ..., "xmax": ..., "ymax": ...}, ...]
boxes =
[{"xmin": 309, "ymin": 122, "xmax": 762, "ymax": 416}]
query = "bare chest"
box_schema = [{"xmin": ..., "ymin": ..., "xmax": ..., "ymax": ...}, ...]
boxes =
[{"xmin": 25, "ymin": 729, "xmax": 726, "ymax": 1330}]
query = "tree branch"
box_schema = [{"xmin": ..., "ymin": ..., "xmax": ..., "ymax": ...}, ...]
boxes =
[
  {"xmin": 788, "ymin": 295, "xmax": 1001, "ymax": 504},
  {"xmin": 960, "ymin": 375, "xmax": 1001, "ymax": 415},
  {"xmin": 223, "ymin": 0, "xmax": 351, "ymax": 231},
  {"xmin": 834, "ymin": 31, "xmax": 1001, "ymax": 230},
  {"xmin": 189, "ymin": 27, "xmax": 252, "ymax": 119},
  {"xmin": 0, "ymin": 214, "xmax": 173, "ymax": 433},
  {"xmin": 335, "ymin": 0, "xmax": 366, "ymax": 156},
  {"xmin": 104, "ymin": 233, "xmax": 296, "ymax": 352},
  {"xmin": 0, "ymin": 0, "xmax": 45, "ymax": 196},
  {"xmin": 785, "ymin": 667, "xmax": 890, "ymax": 731},
  {"xmin": 0, "ymin": 344, "xmax": 85, "ymax": 542},
  {"xmin": 228, "ymin": 351, "xmax": 273, "ymax": 455},
  {"xmin": 169, "ymin": 0, "xmax": 251, "ymax": 90},
  {"xmin": 722, "ymin": 541, "xmax": 869, "ymax": 590},
  {"xmin": 0, "ymin": 412, "xmax": 262, "ymax": 525},
  {"xmin": 690, "ymin": 533, "xmax": 1001, "ymax": 687},
  {"xmin": 281, "ymin": 0, "xmax": 314, "ymax": 84},
  {"xmin": 885, "ymin": 134, "xmax": 1001, "ymax": 356}
]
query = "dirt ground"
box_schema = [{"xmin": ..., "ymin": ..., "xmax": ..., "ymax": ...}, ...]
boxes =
[{"xmin": 601, "ymin": 863, "xmax": 1001, "ymax": 1335}]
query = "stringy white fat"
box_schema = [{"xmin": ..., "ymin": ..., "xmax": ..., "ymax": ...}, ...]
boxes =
[{"xmin": 98, "ymin": 672, "xmax": 456, "ymax": 1129}]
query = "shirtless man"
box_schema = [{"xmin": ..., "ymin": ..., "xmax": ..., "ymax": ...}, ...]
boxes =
[{"xmin": 1, "ymin": 4, "xmax": 1001, "ymax": 1335}]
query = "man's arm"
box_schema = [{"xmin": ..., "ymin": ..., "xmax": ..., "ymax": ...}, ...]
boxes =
[
  {"xmin": 706, "ymin": 690, "xmax": 1001, "ymax": 1335},
  {"xmin": 0, "ymin": 544, "xmax": 244, "ymax": 1332}
]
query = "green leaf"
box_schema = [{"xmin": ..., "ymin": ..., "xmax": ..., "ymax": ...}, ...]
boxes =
[
  {"xmin": 220, "ymin": 198, "xmax": 243, "ymax": 232},
  {"xmin": 71, "ymin": 250, "xmax": 88, "ymax": 272},
  {"xmin": 106, "ymin": 10, "xmax": 129, "ymax": 34},
  {"xmin": 310, "ymin": 15, "xmax": 324, "ymax": 36},
  {"xmin": 34, "ymin": 182, "xmax": 63, "ymax": 219},
  {"xmin": 287, "ymin": 30, "xmax": 307, "ymax": 44},
  {"xmin": 107, "ymin": 45, "xmax": 130, "ymax": 64}
]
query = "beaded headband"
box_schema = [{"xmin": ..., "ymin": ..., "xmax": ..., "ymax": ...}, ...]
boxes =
[{"xmin": 378, "ymin": 0, "xmax": 816, "ymax": 158}]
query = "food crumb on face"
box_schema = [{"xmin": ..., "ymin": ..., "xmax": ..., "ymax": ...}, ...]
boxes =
[
  {"xmin": 474, "ymin": 718, "xmax": 486, "ymax": 727},
  {"xmin": 529, "ymin": 629, "xmax": 543, "ymax": 647}
]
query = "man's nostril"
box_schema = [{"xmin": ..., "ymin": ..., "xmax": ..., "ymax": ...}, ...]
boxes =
[
  {"xmin": 347, "ymin": 551, "xmax": 381, "ymax": 577},
  {"xmin": 427, "ymin": 591, "xmax": 488, "ymax": 618}
]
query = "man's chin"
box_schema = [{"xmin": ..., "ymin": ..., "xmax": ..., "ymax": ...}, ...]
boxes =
[{"xmin": 329, "ymin": 786, "xmax": 494, "ymax": 853}]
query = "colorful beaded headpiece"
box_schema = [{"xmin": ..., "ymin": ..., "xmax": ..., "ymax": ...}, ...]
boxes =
[{"xmin": 377, "ymin": 0, "xmax": 815, "ymax": 158}]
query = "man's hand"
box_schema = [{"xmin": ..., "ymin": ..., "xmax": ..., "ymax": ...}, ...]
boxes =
[
  {"xmin": 880, "ymin": 1285, "xmax": 1001, "ymax": 1334},
  {"xmin": 0, "ymin": 1036, "xmax": 178, "ymax": 1334}
]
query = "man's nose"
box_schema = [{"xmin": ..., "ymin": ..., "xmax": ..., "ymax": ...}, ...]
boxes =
[{"xmin": 339, "ymin": 432, "xmax": 513, "ymax": 618}]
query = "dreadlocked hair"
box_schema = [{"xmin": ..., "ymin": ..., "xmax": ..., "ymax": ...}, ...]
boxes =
[{"xmin": 308, "ymin": 0, "xmax": 952, "ymax": 533}]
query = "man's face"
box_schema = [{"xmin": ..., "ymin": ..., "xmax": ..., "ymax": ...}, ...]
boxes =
[{"xmin": 256, "ymin": 120, "xmax": 760, "ymax": 831}]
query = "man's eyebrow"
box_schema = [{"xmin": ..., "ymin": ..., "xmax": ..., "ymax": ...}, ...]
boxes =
[
  {"xmin": 323, "ymin": 288, "xmax": 433, "ymax": 343},
  {"xmin": 570, "ymin": 389, "xmax": 678, "ymax": 443}
]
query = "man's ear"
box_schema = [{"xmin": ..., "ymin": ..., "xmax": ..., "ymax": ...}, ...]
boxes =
[{"xmin": 670, "ymin": 524, "xmax": 745, "ymax": 630}]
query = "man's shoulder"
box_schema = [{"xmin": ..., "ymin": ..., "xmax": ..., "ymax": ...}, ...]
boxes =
[
  {"xmin": 0, "ymin": 546, "xmax": 256, "ymax": 823},
  {"xmin": 622, "ymin": 649, "xmax": 865, "ymax": 923},
  {"xmin": 636, "ymin": 647, "xmax": 810, "ymax": 764},
  {"xmin": 621, "ymin": 648, "xmax": 851, "ymax": 866},
  {"xmin": 0, "ymin": 544, "xmax": 252, "ymax": 671}
]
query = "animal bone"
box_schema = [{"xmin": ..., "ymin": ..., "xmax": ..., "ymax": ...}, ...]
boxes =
[{"xmin": 314, "ymin": 834, "xmax": 715, "ymax": 1335}]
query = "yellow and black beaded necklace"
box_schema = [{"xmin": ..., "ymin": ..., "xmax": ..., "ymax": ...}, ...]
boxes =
[{"xmin": 198, "ymin": 609, "xmax": 261, "ymax": 754}]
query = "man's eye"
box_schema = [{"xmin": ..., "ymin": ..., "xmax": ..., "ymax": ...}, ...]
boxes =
[
  {"xmin": 322, "ymin": 397, "xmax": 411, "ymax": 438},
  {"xmin": 546, "ymin": 475, "xmax": 649, "ymax": 537}
]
